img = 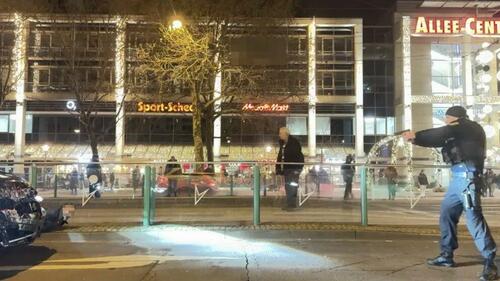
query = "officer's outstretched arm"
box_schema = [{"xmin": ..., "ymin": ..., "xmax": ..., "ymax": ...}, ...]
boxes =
[{"xmin": 413, "ymin": 126, "xmax": 453, "ymax": 148}]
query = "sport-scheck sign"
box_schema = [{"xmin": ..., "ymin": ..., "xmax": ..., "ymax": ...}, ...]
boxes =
[
  {"xmin": 137, "ymin": 102, "xmax": 194, "ymax": 113},
  {"xmin": 414, "ymin": 16, "xmax": 500, "ymax": 35}
]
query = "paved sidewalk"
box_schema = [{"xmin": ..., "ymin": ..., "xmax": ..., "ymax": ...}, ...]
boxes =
[{"xmin": 1, "ymin": 226, "xmax": 495, "ymax": 281}]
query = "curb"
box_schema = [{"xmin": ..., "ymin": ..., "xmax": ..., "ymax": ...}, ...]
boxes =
[{"xmin": 56, "ymin": 222, "xmax": 488, "ymax": 238}]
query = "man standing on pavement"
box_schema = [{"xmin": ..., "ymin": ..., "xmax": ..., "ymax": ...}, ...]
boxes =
[
  {"xmin": 402, "ymin": 106, "xmax": 497, "ymax": 281},
  {"xmin": 341, "ymin": 154, "xmax": 355, "ymax": 200},
  {"xmin": 276, "ymin": 127, "xmax": 304, "ymax": 211}
]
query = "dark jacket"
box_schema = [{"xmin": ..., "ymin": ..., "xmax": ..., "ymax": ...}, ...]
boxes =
[
  {"xmin": 276, "ymin": 135, "xmax": 304, "ymax": 175},
  {"xmin": 413, "ymin": 118, "xmax": 486, "ymax": 172},
  {"xmin": 165, "ymin": 159, "xmax": 182, "ymax": 175}
]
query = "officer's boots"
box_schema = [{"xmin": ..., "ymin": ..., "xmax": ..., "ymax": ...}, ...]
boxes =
[
  {"xmin": 480, "ymin": 257, "xmax": 497, "ymax": 281},
  {"xmin": 427, "ymin": 252, "xmax": 455, "ymax": 267}
]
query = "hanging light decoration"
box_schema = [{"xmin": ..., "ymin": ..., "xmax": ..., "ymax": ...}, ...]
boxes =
[
  {"xmin": 479, "ymin": 73, "xmax": 492, "ymax": 84},
  {"xmin": 476, "ymin": 50, "xmax": 494, "ymax": 64},
  {"xmin": 483, "ymin": 124, "xmax": 496, "ymax": 138},
  {"xmin": 483, "ymin": 105, "xmax": 493, "ymax": 114}
]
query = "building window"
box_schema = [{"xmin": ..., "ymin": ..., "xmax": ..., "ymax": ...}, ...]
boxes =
[
  {"xmin": 431, "ymin": 44, "xmax": 463, "ymax": 96},
  {"xmin": 287, "ymin": 117, "xmax": 307, "ymax": 135},
  {"xmin": 316, "ymin": 117, "xmax": 331, "ymax": 135}
]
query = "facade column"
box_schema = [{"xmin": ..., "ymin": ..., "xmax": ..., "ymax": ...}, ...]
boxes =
[
  {"xmin": 13, "ymin": 14, "xmax": 28, "ymax": 174},
  {"xmin": 213, "ymin": 67, "xmax": 222, "ymax": 159},
  {"xmin": 401, "ymin": 16, "xmax": 413, "ymax": 131},
  {"xmin": 115, "ymin": 17, "xmax": 126, "ymax": 158},
  {"xmin": 463, "ymin": 35, "xmax": 474, "ymax": 108},
  {"xmin": 307, "ymin": 18, "xmax": 317, "ymax": 158},
  {"xmin": 354, "ymin": 21, "xmax": 364, "ymax": 158}
]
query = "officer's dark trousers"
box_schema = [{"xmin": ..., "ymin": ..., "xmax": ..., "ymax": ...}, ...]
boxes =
[
  {"xmin": 440, "ymin": 163, "xmax": 496, "ymax": 259},
  {"xmin": 284, "ymin": 170, "xmax": 300, "ymax": 208}
]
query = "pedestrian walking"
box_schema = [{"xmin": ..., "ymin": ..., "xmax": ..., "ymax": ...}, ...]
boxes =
[
  {"xmin": 341, "ymin": 154, "xmax": 355, "ymax": 200},
  {"xmin": 485, "ymin": 169, "xmax": 496, "ymax": 197},
  {"xmin": 384, "ymin": 166, "xmax": 398, "ymax": 200},
  {"xmin": 418, "ymin": 169, "xmax": 429, "ymax": 189},
  {"xmin": 165, "ymin": 156, "xmax": 182, "ymax": 197},
  {"xmin": 275, "ymin": 127, "xmax": 304, "ymax": 211},
  {"xmin": 131, "ymin": 166, "xmax": 140, "ymax": 198}
]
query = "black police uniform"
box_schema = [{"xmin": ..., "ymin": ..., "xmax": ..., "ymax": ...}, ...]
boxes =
[{"xmin": 413, "ymin": 116, "xmax": 496, "ymax": 273}]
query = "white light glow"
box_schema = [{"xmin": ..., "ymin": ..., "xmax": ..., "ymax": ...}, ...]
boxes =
[
  {"xmin": 482, "ymin": 42, "xmax": 491, "ymax": 48},
  {"xmin": 484, "ymin": 125, "xmax": 496, "ymax": 138},
  {"xmin": 66, "ymin": 100, "xmax": 76, "ymax": 111},
  {"xmin": 170, "ymin": 20, "xmax": 183, "ymax": 30},
  {"xmin": 479, "ymin": 73, "xmax": 492, "ymax": 84},
  {"xmin": 476, "ymin": 50, "xmax": 494, "ymax": 64},
  {"xmin": 265, "ymin": 146, "xmax": 272, "ymax": 153},
  {"xmin": 42, "ymin": 144, "xmax": 50, "ymax": 152},
  {"xmin": 466, "ymin": 109, "xmax": 475, "ymax": 119},
  {"xmin": 483, "ymin": 105, "xmax": 493, "ymax": 114},
  {"xmin": 487, "ymin": 149, "xmax": 494, "ymax": 157}
]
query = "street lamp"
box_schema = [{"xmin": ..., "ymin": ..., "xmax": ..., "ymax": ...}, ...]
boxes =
[{"xmin": 170, "ymin": 19, "xmax": 183, "ymax": 30}]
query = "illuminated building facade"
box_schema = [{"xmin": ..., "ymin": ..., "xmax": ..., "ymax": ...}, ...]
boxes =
[
  {"xmin": 0, "ymin": 14, "xmax": 364, "ymax": 161},
  {"xmin": 394, "ymin": 1, "xmax": 500, "ymax": 164}
]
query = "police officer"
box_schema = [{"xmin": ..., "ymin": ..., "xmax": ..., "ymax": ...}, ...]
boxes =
[{"xmin": 402, "ymin": 106, "xmax": 497, "ymax": 281}]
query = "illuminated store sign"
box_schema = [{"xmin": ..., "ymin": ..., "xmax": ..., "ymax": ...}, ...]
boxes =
[
  {"xmin": 241, "ymin": 103, "xmax": 289, "ymax": 112},
  {"xmin": 137, "ymin": 102, "xmax": 194, "ymax": 113},
  {"xmin": 137, "ymin": 102, "xmax": 290, "ymax": 113},
  {"xmin": 414, "ymin": 16, "xmax": 500, "ymax": 35}
]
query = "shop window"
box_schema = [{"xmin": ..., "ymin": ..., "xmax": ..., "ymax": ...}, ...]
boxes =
[
  {"xmin": 376, "ymin": 117, "xmax": 386, "ymax": 135},
  {"xmin": 316, "ymin": 117, "xmax": 331, "ymax": 135},
  {"xmin": 431, "ymin": 44, "xmax": 463, "ymax": 96},
  {"xmin": 287, "ymin": 117, "xmax": 307, "ymax": 135},
  {"xmin": 0, "ymin": 115, "xmax": 8, "ymax": 133}
]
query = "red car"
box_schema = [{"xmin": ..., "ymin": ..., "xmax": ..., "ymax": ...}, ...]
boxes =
[{"xmin": 154, "ymin": 173, "xmax": 218, "ymax": 196}]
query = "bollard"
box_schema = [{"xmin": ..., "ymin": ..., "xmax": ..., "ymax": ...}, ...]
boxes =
[
  {"xmin": 143, "ymin": 166, "xmax": 152, "ymax": 226},
  {"xmin": 151, "ymin": 167, "xmax": 156, "ymax": 224},
  {"xmin": 360, "ymin": 166, "xmax": 368, "ymax": 226},
  {"xmin": 253, "ymin": 165, "xmax": 261, "ymax": 225},
  {"xmin": 30, "ymin": 164, "xmax": 37, "ymax": 189},
  {"xmin": 230, "ymin": 174, "xmax": 234, "ymax": 196},
  {"xmin": 54, "ymin": 174, "xmax": 58, "ymax": 198}
]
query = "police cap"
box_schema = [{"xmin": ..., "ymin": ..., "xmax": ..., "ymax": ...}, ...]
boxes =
[{"xmin": 445, "ymin": 106, "xmax": 468, "ymax": 119}]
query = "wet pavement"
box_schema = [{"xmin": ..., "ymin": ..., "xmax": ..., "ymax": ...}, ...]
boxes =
[{"xmin": 0, "ymin": 226, "xmax": 494, "ymax": 281}]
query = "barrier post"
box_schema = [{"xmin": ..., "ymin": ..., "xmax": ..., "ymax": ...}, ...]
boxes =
[
  {"xmin": 143, "ymin": 166, "xmax": 152, "ymax": 226},
  {"xmin": 253, "ymin": 165, "xmax": 261, "ymax": 225},
  {"xmin": 360, "ymin": 166, "xmax": 368, "ymax": 226}
]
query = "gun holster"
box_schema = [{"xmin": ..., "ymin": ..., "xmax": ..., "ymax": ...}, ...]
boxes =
[{"xmin": 462, "ymin": 180, "xmax": 482, "ymax": 210}]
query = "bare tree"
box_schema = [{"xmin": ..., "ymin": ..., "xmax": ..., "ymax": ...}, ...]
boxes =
[
  {"xmin": 34, "ymin": 12, "xmax": 126, "ymax": 159},
  {"xmin": 138, "ymin": 0, "xmax": 296, "ymax": 163},
  {"xmin": 0, "ymin": 20, "xmax": 20, "ymax": 110}
]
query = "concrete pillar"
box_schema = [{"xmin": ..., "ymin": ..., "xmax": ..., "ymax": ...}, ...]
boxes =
[
  {"xmin": 13, "ymin": 14, "xmax": 28, "ymax": 174},
  {"xmin": 307, "ymin": 18, "xmax": 317, "ymax": 158},
  {"xmin": 354, "ymin": 21, "xmax": 364, "ymax": 158},
  {"xmin": 213, "ymin": 68, "xmax": 222, "ymax": 158},
  {"xmin": 463, "ymin": 35, "xmax": 474, "ymax": 107},
  {"xmin": 401, "ymin": 16, "xmax": 412, "ymax": 131},
  {"xmin": 115, "ymin": 17, "xmax": 126, "ymax": 158}
]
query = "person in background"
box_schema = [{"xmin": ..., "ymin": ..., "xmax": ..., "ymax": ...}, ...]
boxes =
[
  {"xmin": 275, "ymin": 127, "xmax": 304, "ymax": 211},
  {"xmin": 485, "ymin": 169, "xmax": 496, "ymax": 197},
  {"xmin": 109, "ymin": 171, "xmax": 115, "ymax": 191},
  {"xmin": 384, "ymin": 166, "xmax": 398, "ymax": 200},
  {"xmin": 165, "ymin": 156, "xmax": 182, "ymax": 197},
  {"xmin": 131, "ymin": 166, "xmax": 140, "ymax": 198},
  {"xmin": 70, "ymin": 168, "xmax": 79, "ymax": 195},
  {"xmin": 418, "ymin": 170, "xmax": 429, "ymax": 189},
  {"xmin": 341, "ymin": 154, "xmax": 355, "ymax": 200}
]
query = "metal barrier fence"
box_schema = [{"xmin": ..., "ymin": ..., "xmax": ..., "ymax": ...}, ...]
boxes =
[{"xmin": 2, "ymin": 161, "xmax": 499, "ymax": 227}]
